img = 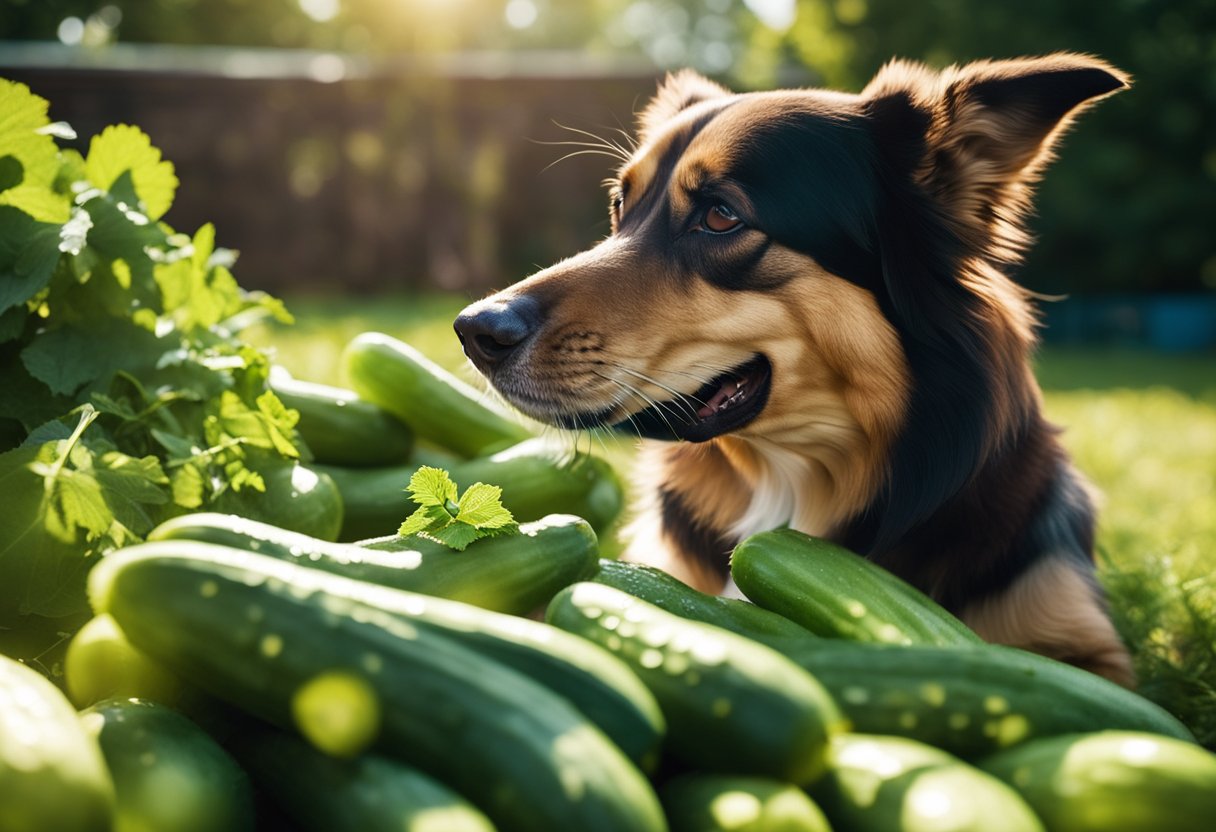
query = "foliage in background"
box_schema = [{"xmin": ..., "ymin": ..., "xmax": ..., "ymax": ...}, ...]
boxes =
[
  {"xmin": 4, "ymin": 0, "xmax": 1213, "ymax": 294},
  {"xmin": 0, "ymin": 78, "xmax": 303, "ymax": 624}
]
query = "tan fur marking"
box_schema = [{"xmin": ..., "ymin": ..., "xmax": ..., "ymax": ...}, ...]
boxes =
[{"xmin": 961, "ymin": 557, "xmax": 1135, "ymax": 687}]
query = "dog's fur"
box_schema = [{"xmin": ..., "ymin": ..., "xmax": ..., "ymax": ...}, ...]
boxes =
[{"xmin": 455, "ymin": 54, "xmax": 1135, "ymax": 685}]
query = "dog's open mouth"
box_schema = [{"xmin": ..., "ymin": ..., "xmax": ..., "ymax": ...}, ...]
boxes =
[{"xmin": 613, "ymin": 354, "xmax": 772, "ymax": 442}]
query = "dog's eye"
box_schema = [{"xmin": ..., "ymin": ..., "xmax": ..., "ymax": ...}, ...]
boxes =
[{"xmin": 704, "ymin": 204, "xmax": 743, "ymax": 234}]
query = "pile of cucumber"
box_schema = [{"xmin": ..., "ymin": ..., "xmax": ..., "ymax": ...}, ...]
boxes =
[
  {"xmin": 269, "ymin": 331, "xmax": 625, "ymax": 542},
  {"xmin": 4, "ymin": 331, "xmax": 1214, "ymax": 832}
]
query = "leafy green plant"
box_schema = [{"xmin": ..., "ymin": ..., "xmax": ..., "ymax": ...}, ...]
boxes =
[
  {"xmin": 398, "ymin": 466, "xmax": 517, "ymax": 550},
  {"xmin": 0, "ymin": 78, "xmax": 305, "ymax": 628}
]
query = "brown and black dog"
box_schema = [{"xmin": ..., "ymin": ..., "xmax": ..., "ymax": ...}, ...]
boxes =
[{"xmin": 454, "ymin": 54, "xmax": 1134, "ymax": 685}]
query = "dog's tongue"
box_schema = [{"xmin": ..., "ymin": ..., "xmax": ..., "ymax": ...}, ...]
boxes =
[{"xmin": 697, "ymin": 376, "xmax": 748, "ymax": 419}]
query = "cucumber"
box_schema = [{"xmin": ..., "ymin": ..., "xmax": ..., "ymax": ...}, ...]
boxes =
[
  {"xmin": 79, "ymin": 698, "xmax": 254, "ymax": 832},
  {"xmin": 344, "ymin": 331, "xmax": 533, "ymax": 457},
  {"xmin": 320, "ymin": 437, "xmax": 624, "ymax": 540},
  {"xmin": 979, "ymin": 730, "xmax": 1216, "ymax": 831},
  {"xmin": 150, "ymin": 511, "xmax": 598, "ymax": 616},
  {"xmin": 661, "ymin": 774, "xmax": 832, "ymax": 832},
  {"xmin": 89, "ymin": 543, "xmax": 668, "ymax": 832},
  {"xmin": 233, "ymin": 725, "xmax": 497, "ymax": 832},
  {"xmin": 126, "ymin": 533, "xmax": 662, "ymax": 767},
  {"xmin": 811, "ymin": 734, "xmax": 1043, "ymax": 832},
  {"xmin": 782, "ymin": 639, "xmax": 1194, "ymax": 758},
  {"xmin": 547, "ymin": 582, "xmax": 846, "ymax": 785},
  {"xmin": 0, "ymin": 654, "xmax": 114, "ymax": 832},
  {"xmin": 65, "ymin": 613, "xmax": 182, "ymax": 708},
  {"xmin": 593, "ymin": 558, "xmax": 815, "ymax": 647},
  {"xmin": 270, "ymin": 375, "xmax": 414, "ymax": 466},
  {"xmin": 731, "ymin": 529, "xmax": 982, "ymax": 646},
  {"xmin": 210, "ymin": 460, "xmax": 344, "ymax": 542}
]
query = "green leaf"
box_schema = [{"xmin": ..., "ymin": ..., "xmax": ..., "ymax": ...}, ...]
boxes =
[
  {"xmin": 397, "ymin": 503, "xmax": 451, "ymax": 537},
  {"xmin": 0, "ymin": 80, "xmax": 68, "ymax": 223},
  {"xmin": 0, "ymin": 406, "xmax": 108, "ymax": 619},
  {"xmin": 430, "ymin": 522, "xmax": 482, "ymax": 551},
  {"xmin": 406, "ymin": 466, "xmax": 459, "ymax": 509},
  {"xmin": 84, "ymin": 124, "xmax": 178, "ymax": 220},
  {"xmin": 0, "ymin": 205, "xmax": 64, "ymax": 314},
  {"xmin": 455, "ymin": 482, "xmax": 516, "ymax": 529}
]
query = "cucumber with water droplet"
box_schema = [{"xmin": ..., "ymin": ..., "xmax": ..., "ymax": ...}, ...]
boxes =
[{"xmin": 89, "ymin": 542, "xmax": 667, "ymax": 832}]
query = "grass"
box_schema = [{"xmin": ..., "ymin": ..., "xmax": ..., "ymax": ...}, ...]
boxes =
[{"xmin": 250, "ymin": 293, "xmax": 1216, "ymax": 747}]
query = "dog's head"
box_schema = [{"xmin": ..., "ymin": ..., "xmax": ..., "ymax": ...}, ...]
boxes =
[{"xmin": 456, "ymin": 54, "xmax": 1125, "ymax": 540}]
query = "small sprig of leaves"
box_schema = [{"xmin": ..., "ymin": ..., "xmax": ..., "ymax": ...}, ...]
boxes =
[{"xmin": 398, "ymin": 467, "xmax": 517, "ymax": 551}]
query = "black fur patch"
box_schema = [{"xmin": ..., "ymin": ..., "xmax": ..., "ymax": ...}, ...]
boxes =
[{"xmin": 658, "ymin": 487, "xmax": 734, "ymax": 579}]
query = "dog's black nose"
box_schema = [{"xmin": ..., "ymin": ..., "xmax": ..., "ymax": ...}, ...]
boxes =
[{"xmin": 453, "ymin": 296, "xmax": 539, "ymax": 371}]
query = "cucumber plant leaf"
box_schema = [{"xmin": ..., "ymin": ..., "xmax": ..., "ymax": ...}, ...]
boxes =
[{"xmin": 398, "ymin": 466, "xmax": 517, "ymax": 550}]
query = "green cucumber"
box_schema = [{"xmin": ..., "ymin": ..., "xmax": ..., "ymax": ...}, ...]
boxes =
[
  {"xmin": 732, "ymin": 529, "xmax": 982, "ymax": 646},
  {"xmin": 234, "ymin": 725, "xmax": 495, "ymax": 832},
  {"xmin": 0, "ymin": 654, "xmax": 114, "ymax": 832},
  {"xmin": 210, "ymin": 460, "xmax": 344, "ymax": 542},
  {"xmin": 811, "ymin": 734, "xmax": 1043, "ymax": 832},
  {"xmin": 65, "ymin": 614, "xmax": 182, "ymax": 708},
  {"xmin": 89, "ymin": 543, "xmax": 667, "ymax": 832},
  {"xmin": 79, "ymin": 698, "xmax": 254, "ymax": 832},
  {"xmin": 320, "ymin": 437, "xmax": 624, "ymax": 540},
  {"xmin": 344, "ymin": 331, "xmax": 533, "ymax": 457},
  {"xmin": 979, "ymin": 730, "xmax": 1216, "ymax": 831},
  {"xmin": 149, "ymin": 511, "xmax": 598, "ymax": 616},
  {"xmin": 270, "ymin": 375, "xmax": 414, "ymax": 466},
  {"xmin": 547, "ymin": 582, "xmax": 846, "ymax": 785},
  {"xmin": 129, "ymin": 534, "xmax": 662, "ymax": 767},
  {"xmin": 782, "ymin": 639, "xmax": 1194, "ymax": 758},
  {"xmin": 661, "ymin": 774, "xmax": 832, "ymax": 832},
  {"xmin": 593, "ymin": 558, "xmax": 815, "ymax": 647}
]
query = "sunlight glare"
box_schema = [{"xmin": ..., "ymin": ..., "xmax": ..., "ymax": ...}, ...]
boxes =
[
  {"xmin": 299, "ymin": 0, "xmax": 341, "ymax": 24},
  {"xmin": 743, "ymin": 0, "xmax": 796, "ymax": 31},
  {"xmin": 505, "ymin": 0, "xmax": 539, "ymax": 30}
]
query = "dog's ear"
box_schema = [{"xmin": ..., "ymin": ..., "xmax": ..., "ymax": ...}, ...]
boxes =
[
  {"xmin": 865, "ymin": 53, "xmax": 1128, "ymax": 258},
  {"xmin": 638, "ymin": 70, "xmax": 731, "ymax": 143}
]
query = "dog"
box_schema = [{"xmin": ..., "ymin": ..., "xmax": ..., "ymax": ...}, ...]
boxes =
[{"xmin": 454, "ymin": 53, "xmax": 1135, "ymax": 686}]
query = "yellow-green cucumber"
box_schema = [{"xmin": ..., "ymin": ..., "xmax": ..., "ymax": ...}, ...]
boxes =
[
  {"xmin": 79, "ymin": 698, "xmax": 254, "ymax": 832},
  {"xmin": 547, "ymin": 582, "xmax": 846, "ymax": 785},
  {"xmin": 149, "ymin": 511, "xmax": 598, "ymax": 616},
  {"xmin": 782, "ymin": 639, "xmax": 1194, "ymax": 758},
  {"xmin": 811, "ymin": 734, "xmax": 1043, "ymax": 832},
  {"xmin": 320, "ymin": 437, "xmax": 624, "ymax": 540},
  {"xmin": 979, "ymin": 730, "xmax": 1216, "ymax": 831},
  {"xmin": 65, "ymin": 614, "xmax": 182, "ymax": 708},
  {"xmin": 270, "ymin": 375, "xmax": 414, "ymax": 466},
  {"xmin": 233, "ymin": 725, "xmax": 495, "ymax": 832},
  {"xmin": 593, "ymin": 558, "xmax": 815, "ymax": 647},
  {"xmin": 343, "ymin": 331, "xmax": 533, "ymax": 457},
  {"xmin": 89, "ymin": 543, "xmax": 667, "ymax": 832},
  {"xmin": 0, "ymin": 653, "xmax": 114, "ymax": 832},
  {"xmin": 731, "ymin": 529, "xmax": 982, "ymax": 646},
  {"xmin": 661, "ymin": 774, "xmax": 832, "ymax": 832}
]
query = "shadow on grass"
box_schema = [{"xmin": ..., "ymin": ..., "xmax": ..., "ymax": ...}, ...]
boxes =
[{"xmin": 1035, "ymin": 347, "xmax": 1216, "ymax": 399}]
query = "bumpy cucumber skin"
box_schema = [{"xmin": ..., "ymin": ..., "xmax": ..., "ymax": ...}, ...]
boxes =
[
  {"xmin": 979, "ymin": 730, "xmax": 1216, "ymax": 832},
  {"xmin": 731, "ymin": 529, "xmax": 982, "ymax": 647},
  {"xmin": 135, "ymin": 531, "xmax": 663, "ymax": 767},
  {"xmin": 592, "ymin": 558, "xmax": 815, "ymax": 648},
  {"xmin": 661, "ymin": 774, "xmax": 832, "ymax": 832},
  {"xmin": 813, "ymin": 734, "xmax": 1044, "ymax": 832},
  {"xmin": 782, "ymin": 640, "xmax": 1194, "ymax": 758},
  {"xmin": 80, "ymin": 698, "xmax": 254, "ymax": 832},
  {"xmin": 90, "ymin": 544, "xmax": 667, "ymax": 832},
  {"xmin": 547, "ymin": 582, "xmax": 846, "ymax": 785},
  {"xmin": 320, "ymin": 437, "xmax": 624, "ymax": 540},
  {"xmin": 0, "ymin": 654, "xmax": 114, "ymax": 832},
  {"xmin": 344, "ymin": 331, "xmax": 533, "ymax": 458},
  {"xmin": 234, "ymin": 726, "xmax": 496, "ymax": 832},
  {"xmin": 150, "ymin": 511, "xmax": 599, "ymax": 617},
  {"xmin": 270, "ymin": 376, "xmax": 414, "ymax": 466}
]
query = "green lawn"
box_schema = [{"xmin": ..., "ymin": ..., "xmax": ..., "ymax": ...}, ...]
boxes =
[{"xmin": 250, "ymin": 293, "xmax": 1216, "ymax": 745}]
